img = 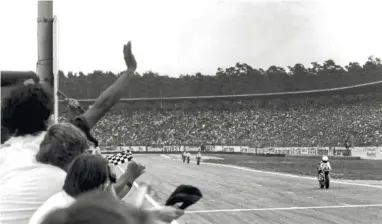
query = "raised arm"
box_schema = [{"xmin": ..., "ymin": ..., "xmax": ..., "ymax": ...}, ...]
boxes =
[{"xmin": 82, "ymin": 41, "xmax": 137, "ymax": 129}]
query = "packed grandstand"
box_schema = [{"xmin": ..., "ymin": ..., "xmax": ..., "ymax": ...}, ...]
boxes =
[{"xmin": 49, "ymin": 57, "xmax": 382, "ymax": 148}]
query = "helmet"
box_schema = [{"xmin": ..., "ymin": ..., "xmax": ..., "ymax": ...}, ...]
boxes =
[{"xmin": 322, "ymin": 155, "xmax": 328, "ymax": 162}]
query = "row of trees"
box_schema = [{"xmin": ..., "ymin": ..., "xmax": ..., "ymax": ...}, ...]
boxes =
[{"xmin": 59, "ymin": 56, "xmax": 382, "ymax": 99}]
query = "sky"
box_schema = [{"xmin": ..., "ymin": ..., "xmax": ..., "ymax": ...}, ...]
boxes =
[{"xmin": 1, "ymin": 0, "xmax": 382, "ymax": 77}]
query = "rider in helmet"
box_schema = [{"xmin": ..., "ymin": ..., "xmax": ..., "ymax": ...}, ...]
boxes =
[{"xmin": 317, "ymin": 155, "xmax": 332, "ymax": 180}]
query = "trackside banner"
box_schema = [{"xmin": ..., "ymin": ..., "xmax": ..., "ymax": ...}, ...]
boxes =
[{"xmin": 102, "ymin": 145, "xmax": 382, "ymax": 160}]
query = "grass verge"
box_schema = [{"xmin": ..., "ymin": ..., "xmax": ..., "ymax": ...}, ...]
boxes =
[{"xmin": 203, "ymin": 154, "xmax": 382, "ymax": 180}]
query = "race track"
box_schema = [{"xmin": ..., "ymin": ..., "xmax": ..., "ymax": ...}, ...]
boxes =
[{"xmin": 114, "ymin": 155, "xmax": 382, "ymax": 224}]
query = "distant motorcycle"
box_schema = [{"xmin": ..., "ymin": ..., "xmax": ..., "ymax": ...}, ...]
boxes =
[{"xmin": 318, "ymin": 165, "xmax": 330, "ymax": 189}]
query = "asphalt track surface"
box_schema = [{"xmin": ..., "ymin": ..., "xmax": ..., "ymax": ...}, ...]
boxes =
[{"xmin": 113, "ymin": 154, "xmax": 382, "ymax": 224}]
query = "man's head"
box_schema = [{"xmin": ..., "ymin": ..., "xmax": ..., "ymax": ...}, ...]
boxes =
[
  {"xmin": 63, "ymin": 154, "xmax": 117, "ymax": 198},
  {"xmin": 1, "ymin": 83, "xmax": 53, "ymax": 137},
  {"xmin": 36, "ymin": 123, "xmax": 89, "ymax": 171}
]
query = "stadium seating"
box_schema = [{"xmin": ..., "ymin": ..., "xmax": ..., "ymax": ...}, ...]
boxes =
[{"xmin": 60, "ymin": 100, "xmax": 382, "ymax": 147}]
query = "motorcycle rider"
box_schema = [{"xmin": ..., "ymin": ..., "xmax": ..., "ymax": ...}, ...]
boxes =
[{"xmin": 317, "ymin": 155, "xmax": 332, "ymax": 180}]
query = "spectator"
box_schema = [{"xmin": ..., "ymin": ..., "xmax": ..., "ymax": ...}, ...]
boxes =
[
  {"xmin": 1, "ymin": 82, "xmax": 53, "ymax": 144},
  {"xmin": 39, "ymin": 187, "xmax": 184, "ymax": 224},
  {"xmin": 40, "ymin": 191, "xmax": 153, "ymax": 224},
  {"xmin": 0, "ymin": 122, "xmax": 88, "ymax": 224},
  {"xmin": 70, "ymin": 98, "xmax": 382, "ymax": 147},
  {"xmin": 29, "ymin": 154, "xmax": 117, "ymax": 224}
]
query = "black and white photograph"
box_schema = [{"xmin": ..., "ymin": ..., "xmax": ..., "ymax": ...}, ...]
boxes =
[{"xmin": 1, "ymin": 0, "xmax": 382, "ymax": 223}]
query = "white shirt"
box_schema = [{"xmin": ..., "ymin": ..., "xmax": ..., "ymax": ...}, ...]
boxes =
[
  {"xmin": 29, "ymin": 191, "xmax": 75, "ymax": 224},
  {"xmin": 0, "ymin": 132, "xmax": 67, "ymax": 224}
]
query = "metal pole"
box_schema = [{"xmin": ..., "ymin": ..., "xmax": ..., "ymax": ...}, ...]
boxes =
[
  {"xmin": 37, "ymin": 0, "xmax": 54, "ymax": 94},
  {"xmin": 53, "ymin": 16, "xmax": 59, "ymax": 123}
]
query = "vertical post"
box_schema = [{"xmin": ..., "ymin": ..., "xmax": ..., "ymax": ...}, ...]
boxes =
[
  {"xmin": 53, "ymin": 16, "xmax": 59, "ymax": 123},
  {"xmin": 37, "ymin": 0, "xmax": 54, "ymax": 94}
]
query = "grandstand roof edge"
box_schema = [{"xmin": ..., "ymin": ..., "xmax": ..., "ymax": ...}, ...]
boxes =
[{"xmin": 58, "ymin": 79, "xmax": 382, "ymax": 102}]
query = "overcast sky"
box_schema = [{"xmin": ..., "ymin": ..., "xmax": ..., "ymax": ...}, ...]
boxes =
[{"xmin": 1, "ymin": 0, "xmax": 382, "ymax": 77}]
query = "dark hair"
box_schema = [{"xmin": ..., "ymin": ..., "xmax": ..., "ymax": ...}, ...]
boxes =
[
  {"xmin": 63, "ymin": 154, "xmax": 116, "ymax": 197},
  {"xmin": 36, "ymin": 123, "xmax": 89, "ymax": 171},
  {"xmin": 41, "ymin": 191, "xmax": 151, "ymax": 224},
  {"xmin": 1, "ymin": 83, "xmax": 53, "ymax": 136}
]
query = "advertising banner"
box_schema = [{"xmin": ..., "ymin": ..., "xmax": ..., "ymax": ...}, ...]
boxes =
[
  {"xmin": 366, "ymin": 147, "xmax": 377, "ymax": 158},
  {"xmin": 290, "ymin": 148, "xmax": 301, "ymax": 155},
  {"xmin": 222, "ymin": 146, "xmax": 234, "ymax": 152},
  {"xmin": 204, "ymin": 145, "xmax": 215, "ymax": 152},
  {"xmin": 184, "ymin": 146, "xmax": 200, "ymax": 152},
  {"xmin": 147, "ymin": 146, "xmax": 163, "ymax": 152},
  {"xmin": 308, "ymin": 148, "xmax": 316, "ymax": 156},
  {"xmin": 163, "ymin": 146, "xmax": 180, "ymax": 152},
  {"xmin": 300, "ymin": 148, "xmax": 308, "ymax": 155},
  {"xmin": 316, "ymin": 148, "xmax": 328, "ymax": 156},
  {"xmin": 240, "ymin": 146, "xmax": 249, "ymax": 153}
]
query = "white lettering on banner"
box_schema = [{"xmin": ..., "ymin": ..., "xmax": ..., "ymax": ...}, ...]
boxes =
[
  {"xmin": 301, "ymin": 148, "xmax": 308, "ymax": 155},
  {"xmin": 163, "ymin": 146, "xmax": 180, "ymax": 152},
  {"xmin": 147, "ymin": 146, "xmax": 163, "ymax": 152},
  {"xmin": 184, "ymin": 146, "xmax": 200, "ymax": 152}
]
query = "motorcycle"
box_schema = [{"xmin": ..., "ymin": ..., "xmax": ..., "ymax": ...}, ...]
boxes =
[{"xmin": 318, "ymin": 165, "xmax": 330, "ymax": 189}]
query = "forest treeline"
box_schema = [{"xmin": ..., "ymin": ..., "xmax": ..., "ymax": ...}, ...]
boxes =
[{"xmin": 58, "ymin": 56, "xmax": 382, "ymax": 99}]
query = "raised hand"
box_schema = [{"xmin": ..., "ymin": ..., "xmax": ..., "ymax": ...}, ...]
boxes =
[
  {"xmin": 124, "ymin": 160, "xmax": 146, "ymax": 183},
  {"xmin": 123, "ymin": 41, "xmax": 137, "ymax": 71}
]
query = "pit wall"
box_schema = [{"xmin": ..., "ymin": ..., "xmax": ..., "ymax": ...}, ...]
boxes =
[{"xmin": 100, "ymin": 145, "xmax": 382, "ymax": 160}]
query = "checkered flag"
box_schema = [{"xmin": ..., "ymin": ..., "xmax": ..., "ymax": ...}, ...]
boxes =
[{"xmin": 105, "ymin": 151, "xmax": 133, "ymax": 166}]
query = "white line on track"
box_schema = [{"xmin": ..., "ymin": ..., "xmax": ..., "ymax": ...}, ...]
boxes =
[
  {"xmin": 117, "ymin": 166, "xmax": 180, "ymax": 224},
  {"xmin": 161, "ymin": 154, "xmax": 171, "ymax": 159},
  {"xmin": 162, "ymin": 155, "xmax": 382, "ymax": 189},
  {"xmin": 185, "ymin": 204, "xmax": 382, "ymax": 214}
]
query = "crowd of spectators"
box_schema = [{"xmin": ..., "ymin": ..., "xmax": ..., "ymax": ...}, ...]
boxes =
[
  {"xmin": 0, "ymin": 42, "xmax": 186, "ymax": 224},
  {"xmin": 71, "ymin": 99, "xmax": 382, "ymax": 147}
]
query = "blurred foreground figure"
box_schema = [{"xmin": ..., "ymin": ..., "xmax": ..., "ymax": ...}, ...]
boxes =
[
  {"xmin": 29, "ymin": 154, "xmax": 117, "ymax": 224},
  {"xmin": 0, "ymin": 122, "xmax": 88, "ymax": 224},
  {"xmin": 40, "ymin": 190, "xmax": 184, "ymax": 224},
  {"xmin": 40, "ymin": 191, "xmax": 153, "ymax": 224}
]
